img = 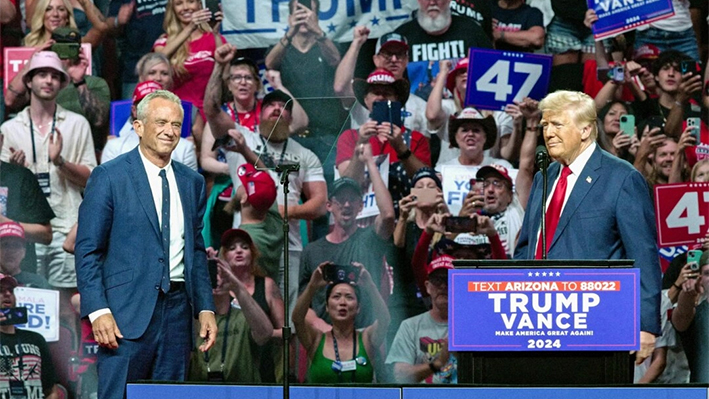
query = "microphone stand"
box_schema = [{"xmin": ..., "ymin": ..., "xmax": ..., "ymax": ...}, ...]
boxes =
[
  {"xmin": 275, "ymin": 163, "xmax": 300, "ymax": 399},
  {"xmin": 539, "ymin": 153, "xmax": 549, "ymax": 260}
]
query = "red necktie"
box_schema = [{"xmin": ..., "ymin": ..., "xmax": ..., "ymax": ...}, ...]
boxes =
[{"xmin": 536, "ymin": 166, "xmax": 572, "ymax": 259}]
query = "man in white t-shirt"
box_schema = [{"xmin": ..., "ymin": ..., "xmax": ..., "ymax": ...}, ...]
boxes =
[
  {"xmin": 101, "ymin": 81, "xmax": 197, "ymax": 170},
  {"xmin": 224, "ymin": 90, "xmax": 327, "ymax": 320}
]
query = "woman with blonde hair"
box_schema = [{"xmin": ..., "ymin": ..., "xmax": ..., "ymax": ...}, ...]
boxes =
[{"xmin": 153, "ymin": 0, "xmax": 225, "ymax": 152}]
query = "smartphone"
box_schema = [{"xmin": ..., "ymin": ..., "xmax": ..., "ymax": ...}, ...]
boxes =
[
  {"xmin": 208, "ymin": 259, "xmax": 218, "ymax": 289},
  {"xmin": 297, "ymin": 0, "xmax": 312, "ymax": 9},
  {"xmin": 468, "ymin": 178, "xmax": 484, "ymax": 195},
  {"xmin": 610, "ymin": 65, "xmax": 624, "ymax": 82},
  {"xmin": 201, "ymin": 0, "xmax": 220, "ymax": 20},
  {"xmin": 444, "ymin": 216, "xmax": 477, "ymax": 233},
  {"xmin": 680, "ymin": 60, "xmax": 701, "ymax": 76},
  {"xmin": 411, "ymin": 187, "xmax": 438, "ymax": 205},
  {"xmin": 0, "ymin": 307, "xmax": 28, "ymax": 326},
  {"xmin": 370, "ymin": 100, "xmax": 403, "ymax": 127},
  {"xmin": 323, "ymin": 264, "xmax": 358, "ymax": 283},
  {"xmin": 619, "ymin": 114, "xmax": 635, "ymax": 137},
  {"xmin": 686, "ymin": 117, "xmax": 701, "ymax": 143},
  {"xmin": 688, "ymin": 250, "xmax": 703, "ymax": 272}
]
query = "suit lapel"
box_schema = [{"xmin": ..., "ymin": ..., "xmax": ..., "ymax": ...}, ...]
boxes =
[
  {"xmin": 126, "ymin": 148, "xmax": 161, "ymax": 238},
  {"xmin": 550, "ymin": 146, "xmax": 602, "ymax": 249},
  {"xmin": 173, "ymin": 162, "xmax": 193, "ymax": 249}
]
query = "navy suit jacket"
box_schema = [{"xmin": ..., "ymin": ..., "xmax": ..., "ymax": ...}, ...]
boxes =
[
  {"xmin": 514, "ymin": 146, "xmax": 661, "ymax": 335},
  {"xmin": 75, "ymin": 147, "xmax": 214, "ymax": 339}
]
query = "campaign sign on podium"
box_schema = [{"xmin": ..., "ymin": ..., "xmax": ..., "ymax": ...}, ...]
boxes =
[
  {"xmin": 465, "ymin": 49, "xmax": 552, "ymax": 111},
  {"xmin": 449, "ymin": 268, "xmax": 639, "ymax": 351}
]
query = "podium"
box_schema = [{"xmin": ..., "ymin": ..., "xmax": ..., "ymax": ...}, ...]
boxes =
[{"xmin": 450, "ymin": 259, "xmax": 637, "ymax": 384}]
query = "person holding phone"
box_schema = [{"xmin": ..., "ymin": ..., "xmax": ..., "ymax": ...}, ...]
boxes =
[
  {"xmin": 293, "ymin": 262, "xmax": 390, "ymax": 383},
  {"xmin": 0, "ymin": 274, "xmax": 60, "ymax": 398},
  {"xmin": 668, "ymin": 124, "xmax": 701, "ymax": 183},
  {"xmin": 672, "ymin": 251, "xmax": 709, "ymax": 382},
  {"xmin": 189, "ymin": 229, "xmax": 280, "ymax": 383},
  {"xmin": 596, "ymin": 101, "xmax": 637, "ymax": 161},
  {"xmin": 336, "ymin": 68, "xmax": 431, "ymax": 215}
]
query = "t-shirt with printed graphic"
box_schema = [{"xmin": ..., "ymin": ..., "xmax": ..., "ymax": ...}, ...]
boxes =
[
  {"xmin": 0, "ymin": 329, "xmax": 58, "ymax": 399},
  {"xmin": 386, "ymin": 311, "xmax": 457, "ymax": 384},
  {"xmin": 490, "ymin": 2, "xmax": 544, "ymax": 53},
  {"xmin": 153, "ymin": 32, "xmax": 227, "ymax": 111}
]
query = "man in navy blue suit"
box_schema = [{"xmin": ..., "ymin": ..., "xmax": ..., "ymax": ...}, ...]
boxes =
[
  {"xmin": 514, "ymin": 90, "xmax": 661, "ymax": 366},
  {"xmin": 75, "ymin": 90, "xmax": 217, "ymax": 399}
]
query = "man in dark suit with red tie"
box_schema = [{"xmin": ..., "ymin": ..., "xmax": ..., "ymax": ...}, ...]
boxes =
[
  {"xmin": 514, "ymin": 90, "xmax": 661, "ymax": 366},
  {"xmin": 75, "ymin": 90, "xmax": 217, "ymax": 399}
]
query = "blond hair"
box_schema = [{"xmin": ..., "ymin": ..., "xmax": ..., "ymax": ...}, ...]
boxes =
[
  {"xmin": 691, "ymin": 159, "xmax": 709, "ymax": 182},
  {"xmin": 162, "ymin": 0, "xmax": 211, "ymax": 77},
  {"xmin": 539, "ymin": 90, "xmax": 598, "ymax": 140},
  {"xmin": 24, "ymin": 0, "xmax": 77, "ymax": 47}
]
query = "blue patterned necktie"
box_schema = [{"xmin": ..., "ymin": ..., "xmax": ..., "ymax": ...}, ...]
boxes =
[{"xmin": 159, "ymin": 169, "xmax": 170, "ymax": 293}]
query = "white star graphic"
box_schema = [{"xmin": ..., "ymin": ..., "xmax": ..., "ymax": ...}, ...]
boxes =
[
  {"xmin": 542, "ymin": 272, "xmax": 547, "ymax": 276},
  {"xmin": 535, "ymin": 272, "xmax": 540, "ymax": 276}
]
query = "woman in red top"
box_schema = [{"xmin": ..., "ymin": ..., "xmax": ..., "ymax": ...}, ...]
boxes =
[{"xmin": 154, "ymin": 0, "xmax": 225, "ymax": 152}]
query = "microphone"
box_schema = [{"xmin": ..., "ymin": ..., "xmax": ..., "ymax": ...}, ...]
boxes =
[{"xmin": 535, "ymin": 145, "xmax": 549, "ymax": 169}]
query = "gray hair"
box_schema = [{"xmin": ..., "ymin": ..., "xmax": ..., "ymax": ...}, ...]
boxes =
[
  {"xmin": 136, "ymin": 90, "xmax": 184, "ymax": 122},
  {"xmin": 539, "ymin": 90, "xmax": 598, "ymax": 140}
]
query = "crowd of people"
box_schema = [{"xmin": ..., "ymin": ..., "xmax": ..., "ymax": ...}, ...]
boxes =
[{"xmin": 0, "ymin": 0, "xmax": 709, "ymax": 396}]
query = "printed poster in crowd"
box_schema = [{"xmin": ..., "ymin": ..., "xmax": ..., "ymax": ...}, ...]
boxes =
[
  {"xmin": 448, "ymin": 268, "xmax": 640, "ymax": 351},
  {"xmin": 220, "ymin": 0, "xmax": 417, "ymax": 49},
  {"xmin": 587, "ymin": 0, "xmax": 674, "ymax": 40},
  {"xmin": 465, "ymin": 49, "xmax": 552, "ymax": 111},
  {"xmin": 333, "ymin": 154, "xmax": 389, "ymax": 219},
  {"xmin": 654, "ymin": 182, "xmax": 709, "ymax": 248},
  {"xmin": 4, "ymin": 44, "xmax": 92, "ymax": 94},
  {"xmin": 13, "ymin": 287, "xmax": 60, "ymax": 342},
  {"xmin": 441, "ymin": 164, "xmax": 518, "ymax": 216}
]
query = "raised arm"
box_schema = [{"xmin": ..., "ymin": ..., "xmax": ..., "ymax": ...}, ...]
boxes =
[
  {"xmin": 203, "ymin": 43, "xmax": 238, "ymax": 139},
  {"xmin": 425, "ymin": 60, "xmax": 451, "ymax": 132},
  {"xmin": 333, "ymin": 26, "xmax": 369, "ymax": 108},
  {"xmin": 292, "ymin": 262, "xmax": 330, "ymax": 354}
]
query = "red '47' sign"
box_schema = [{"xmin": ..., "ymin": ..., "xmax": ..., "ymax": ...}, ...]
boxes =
[{"xmin": 655, "ymin": 182, "xmax": 709, "ymax": 247}]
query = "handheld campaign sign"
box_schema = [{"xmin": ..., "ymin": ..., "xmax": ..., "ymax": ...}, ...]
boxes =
[
  {"xmin": 449, "ymin": 267, "xmax": 640, "ymax": 351},
  {"xmin": 654, "ymin": 182, "xmax": 709, "ymax": 248},
  {"xmin": 13, "ymin": 287, "xmax": 60, "ymax": 342},
  {"xmin": 465, "ymin": 49, "xmax": 551, "ymax": 111},
  {"xmin": 4, "ymin": 44, "xmax": 93, "ymax": 94},
  {"xmin": 587, "ymin": 0, "xmax": 675, "ymax": 40}
]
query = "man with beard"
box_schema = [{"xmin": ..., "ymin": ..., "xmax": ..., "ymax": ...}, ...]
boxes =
[
  {"xmin": 298, "ymin": 173, "xmax": 394, "ymax": 330},
  {"xmin": 223, "ymin": 89, "xmax": 327, "ymax": 322},
  {"xmin": 394, "ymin": 0, "xmax": 491, "ymax": 65},
  {"xmin": 456, "ymin": 164, "xmax": 523, "ymax": 258},
  {"xmin": 386, "ymin": 255, "xmax": 456, "ymax": 384},
  {"xmin": 635, "ymin": 136, "xmax": 678, "ymax": 188}
]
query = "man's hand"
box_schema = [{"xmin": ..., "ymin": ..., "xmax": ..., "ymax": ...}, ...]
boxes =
[
  {"xmin": 8, "ymin": 147, "xmax": 27, "ymax": 167},
  {"xmin": 49, "ymin": 128, "xmax": 63, "ymax": 165},
  {"xmin": 358, "ymin": 120, "xmax": 378, "ymax": 144},
  {"xmin": 92, "ymin": 313, "xmax": 123, "ymax": 349},
  {"xmin": 352, "ymin": 26, "xmax": 370, "ymax": 46},
  {"xmin": 431, "ymin": 339, "xmax": 450, "ymax": 371},
  {"xmin": 424, "ymin": 213, "xmax": 448, "ymax": 235},
  {"xmin": 676, "ymin": 73, "xmax": 703, "ymax": 104},
  {"xmin": 116, "ymin": 1, "xmax": 135, "ymax": 25},
  {"xmin": 634, "ymin": 331, "xmax": 656, "ymax": 365},
  {"xmin": 265, "ymin": 70, "xmax": 283, "ymax": 90},
  {"xmin": 214, "ymin": 43, "xmax": 237, "ymax": 65},
  {"xmin": 198, "ymin": 311, "xmax": 218, "ymax": 352},
  {"xmin": 223, "ymin": 129, "xmax": 246, "ymax": 154},
  {"xmin": 459, "ymin": 191, "xmax": 484, "ymax": 217},
  {"xmin": 378, "ymin": 122, "xmax": 405, "ymax": 153},
  {"xmin": 65, "ymin": 48, "xmax": 89, "ymax": 84}
]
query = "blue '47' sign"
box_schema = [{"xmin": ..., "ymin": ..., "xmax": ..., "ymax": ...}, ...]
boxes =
[{"xmin": 465, "ymin": 49, "xmax": 552, "ymax": 111}]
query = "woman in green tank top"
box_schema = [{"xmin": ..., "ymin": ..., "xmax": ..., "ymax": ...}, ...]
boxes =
[{"xmin": 293, "ymin": 262, "xmax": 390, "ymax": 383}]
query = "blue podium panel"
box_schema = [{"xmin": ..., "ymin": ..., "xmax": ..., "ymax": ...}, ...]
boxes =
[
  {"xmin": 127, "ymin": 384, "xmax": 401, "ymax": 399},
  {"xmin": 404, "ymin": 388, "xmax": 706, "ymax": 399}
]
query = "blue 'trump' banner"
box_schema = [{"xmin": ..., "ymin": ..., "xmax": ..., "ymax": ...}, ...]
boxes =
[
  {"xmin": 465, "ymin": 49, "xmax": 552, "ymax": 111},
  {"xmin": 587, "ymin": 0, "xmax": 675, "ymax": 40},
  {"xmin": 449, "ymin": 268, "xmax": 640, "ymax": 351}
]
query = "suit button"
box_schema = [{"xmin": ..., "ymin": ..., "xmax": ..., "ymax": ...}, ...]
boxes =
[
  {"xmin": 159, "ymin": 258, "xmax": 164, "ymax": 263},
  {"xmin": 155, "ymin": 285, "xmax": 160, "ymax": 290}
]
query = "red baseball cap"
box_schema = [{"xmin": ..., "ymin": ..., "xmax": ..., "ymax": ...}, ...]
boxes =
[
  {"xmin": 446, "ymin": 57, "xmax": 469, "ymax": 93},
  {"xmin": 427, "ymin": 255, "xmax": 454, "ymax": 277},
  {"xmin": 0, "ymin": 222, "xmax": 25, "ymax": 241},
  {"xmin": 476, "ymin": 164, "xmax": 513, "ymax": 187},
  {"xmin": 132, "ymin": 81, "xmax": 163, "ymax": 105},
  {"xmin": 237, "ymin": 163, "xmax": 277, "ymax": 212}
]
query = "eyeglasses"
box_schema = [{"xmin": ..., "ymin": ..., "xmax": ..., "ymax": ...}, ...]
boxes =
[
  {"xmin": 331, "ymin": 196, "xmax": 360, "ymax": 206},
  {"xmin": 483, "ymin": 179, "xmax": 507, "ymax": 188},
  {"xmin": 378, "ymin": 51, "xmax": 408, "ymax": 62},
  {"xmin": 229, "ymin": 74, "xmax": 255, "ymax": 83}
]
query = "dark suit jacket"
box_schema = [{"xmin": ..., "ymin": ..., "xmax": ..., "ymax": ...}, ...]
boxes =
[
  {"xmin": 75, "ymin": 147, "xmax": 214, "ymax": 339},
  {"xmin": 514, "ymin": 146, "xmax": 661, "ymax": 335}
]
